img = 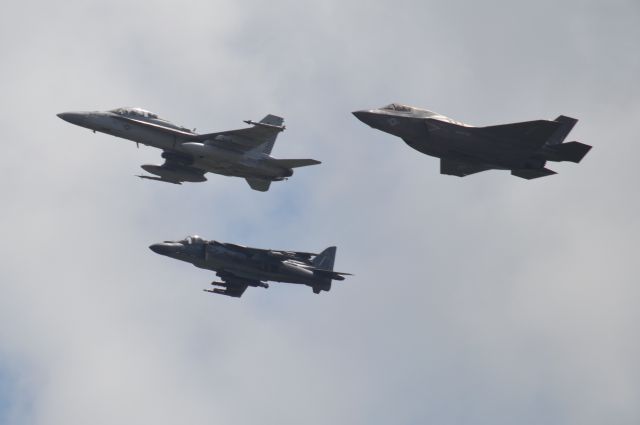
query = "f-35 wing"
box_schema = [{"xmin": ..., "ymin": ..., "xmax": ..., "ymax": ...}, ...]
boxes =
[
  {"xmin": 194, "ymin": 115, "xmax": 285, "ymax": 154},
  {"xmin": 477, "ymin": 120, "xmax": 562, "ymax": 161},
  {"xmin": 440, "ymin": 158, "xmax": 494, "ymax": 177}
]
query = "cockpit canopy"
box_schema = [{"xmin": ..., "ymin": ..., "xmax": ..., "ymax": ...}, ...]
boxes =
[
  {"xmin": 381, "ymin": 103, "xmax": 414, "ymax": 112},
  {"xmin": 180, "ymin": 235, "xmax": 204, "ymax": 245},
  {"xmin": 110, "ymin": 107, "xmax": 159, "ymax": 119}
]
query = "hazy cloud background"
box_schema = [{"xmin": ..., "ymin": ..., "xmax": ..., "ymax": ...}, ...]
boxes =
[{"xmin": 1, "ymin": 0, "xmax": 639, "ymax": 424}]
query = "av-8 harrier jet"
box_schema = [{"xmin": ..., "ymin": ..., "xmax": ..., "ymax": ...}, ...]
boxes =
[
  {"xmin": 353, "ymin": 103, "xmax": 591, "ymax": 179},
  {"xmin": 58, "ymin": 107, "xmax": 320, "ymax": 191},
  {"xmin": 149, "ymin": 236, "xmax": 351, "ymax": 297}
]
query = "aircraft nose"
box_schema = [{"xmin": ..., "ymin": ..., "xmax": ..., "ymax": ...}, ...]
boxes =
[
  {"xmin": 352, "ymin": 110, "xmax": 368, "ymax": 121},
  {"xmin": 149, "ymin": 243, "xmax": 173, "ymax": 256},
  {"xmin": 352, "ymin": 110, "xmax": 380, "ymax": 127},
  {"xmin": 352, "ymin": 110, "xmax": 377, "ymax": 124},
  {"xmin": 57, "ymin": 112, "xmax": 86, "ymax": 126}
]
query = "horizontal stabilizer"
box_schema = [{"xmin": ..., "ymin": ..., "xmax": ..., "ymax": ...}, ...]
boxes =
[
  {"xmin": 511, "ymin": 167, "xmax": 557, "ymax": 179},
  {"xmin": 313, "ymin": 269, "xmax": 352, "ymax": 281},
  {"xmin": 271, "ymin": 158, "xmax": 321, "ymax": 169},
  {"xmin": 553, "ymin": 141, "xmax": 592, "ymax": 163}
]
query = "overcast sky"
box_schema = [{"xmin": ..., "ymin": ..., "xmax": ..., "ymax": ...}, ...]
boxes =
[{"xmin": 1, "ymin": 0, "xmax": 639, "ymax": 424}]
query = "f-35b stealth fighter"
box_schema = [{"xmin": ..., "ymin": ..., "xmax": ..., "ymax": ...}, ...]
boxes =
[
  {"xmin": 149, "ymin": 236, "xmax": 351, "ymax": 297},
  {"xmin": 58, "ymin": 107, "xmax": 320, "ymax": 191},
  {"xmin": 353, "ymin": 103, "xmax": 591, "ymax": 179}
]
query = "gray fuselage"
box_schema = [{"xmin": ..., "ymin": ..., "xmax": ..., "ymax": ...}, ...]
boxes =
[
  {"xmin": 58, "ymin": 108, "xmax": 294, "ymax": 180},
  {"xmin": 150, "ymin": 237, "xmax": 325, "ymax": 287},
  {"xmin": 353, "ymin": 104, "xmax": 573, "ymax": 171}
]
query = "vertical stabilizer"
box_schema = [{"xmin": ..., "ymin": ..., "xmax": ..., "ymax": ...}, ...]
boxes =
[
  {"xmin": 546, "ymin": 115, "xmax": 578, "ymax": 145},
  {"xmin": 256, "ymin": 114, "xmax": 284, "ymax": 155},
  {"xmin": 312, "ymin": 246, "xmax": 336, "ymax": 271}
]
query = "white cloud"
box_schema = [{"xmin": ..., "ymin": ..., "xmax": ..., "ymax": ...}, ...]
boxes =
[{"xmin": 1, "ymin": 0, "xmax": 639, "ymax": 424}]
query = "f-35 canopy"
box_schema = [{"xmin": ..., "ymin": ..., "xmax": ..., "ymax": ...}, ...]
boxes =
[{"xmin": 379, "ymin": 103, "xmax": 470, "ymax": 126}]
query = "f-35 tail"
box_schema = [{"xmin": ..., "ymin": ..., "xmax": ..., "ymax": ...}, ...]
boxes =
[
  {"xmin": 543, "ymin": 115, "xmax": 591, "ymax": 163},
  {"xmin": 551, "ymin": 141, "xmax": 592, "ymax": 163},
  {"xmin": 546, "ymin": 115, "xmax": 578, "ymax": 146}
]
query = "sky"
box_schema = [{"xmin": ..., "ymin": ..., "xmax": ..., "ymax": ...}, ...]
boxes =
[{"xmin": 1, "ymin": 0, "xmax": 639, "ymax": 424}]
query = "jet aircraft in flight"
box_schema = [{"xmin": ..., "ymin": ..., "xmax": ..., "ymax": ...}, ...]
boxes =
[
  {"xmin": 353, "ymin": 103, "xmax": 591, "ymax": 179},
  {"xmin": 149, "ymin": 236, "xmax": 351, "ymax": 297},
  {"xmin": 58, "ymin": 107, "xmax": 320, "ymax": 191}
]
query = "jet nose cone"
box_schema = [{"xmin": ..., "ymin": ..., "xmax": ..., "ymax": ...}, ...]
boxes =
[
  {"xmin": 352, "ymin": 110, "xmax": 380, "ymax": 127},
  {"xmin": 352, "ymin": 110, "xmax": 368, "ymax": 121},
  {"xmin": 57, "ymin": 112, "xmax": 86, "ymax": 126},
  {"xmin": 149, "ymin": 243, "xmax": 171, "ymax": 256}
]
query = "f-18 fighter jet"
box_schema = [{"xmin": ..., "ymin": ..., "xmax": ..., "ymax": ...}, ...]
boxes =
[
  {"xmin": 353, "ymin": 103, "xmax": 591, "ymax": 179},
  {"xmin": 149, "ymin": 236, "xmax": 351, "ymax": 298},
  {"xmin": 58, "ymin": 107, "xmax": 320, "ymax": 191}
]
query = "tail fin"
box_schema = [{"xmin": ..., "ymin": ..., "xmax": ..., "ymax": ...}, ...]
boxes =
[
  {"xmin": 313, "ymin": 246, "xmax": 336, "ymax": 270},
  {"xmin": 546, "ymin": 115, "xmax": 578, "ymax": 145},
  {"xmin": 552, "ymin": 141, "xmax": 592, "ymax": 163},
  {"xmin": 259, "ymin": 114, "xmax": 284, "ymax": 127},
  {"xmin": 255, "ymin": 115, "xmax": 283, "ymax": 155}
]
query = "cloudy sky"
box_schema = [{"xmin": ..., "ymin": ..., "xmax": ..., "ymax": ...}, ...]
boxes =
[{"xmin": 1, "ymin": 0, "xmax": 639, "ymax": 424}]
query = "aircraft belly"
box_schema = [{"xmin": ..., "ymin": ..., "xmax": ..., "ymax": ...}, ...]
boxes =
[{"xmin": 410, "ymin": 131, "xmax": 522, "ymax": 169}]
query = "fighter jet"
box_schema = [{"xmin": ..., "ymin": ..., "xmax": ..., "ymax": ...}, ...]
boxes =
[
  {"xmin": 149, "ymin": 236, "xmax": 351, "ymax": 297},
  {"xmin": 353, "ymin": 103, "xmax": 591, "ymax": 179},
  {"xmin": 57, "ymin": 107, "xmax": 320, "ymax": 191}
]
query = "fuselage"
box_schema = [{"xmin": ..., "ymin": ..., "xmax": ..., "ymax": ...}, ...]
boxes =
[
  {"xmin": 149, "ymin": 237, "xmax": 322, "ymax": 286},
  {"xmin": 58, "ymin": 107, "xmax": 293, "ymax": 180},
  {"xmin": 352, "ymin": 103, "xmax": 563, "ymax": 170}
]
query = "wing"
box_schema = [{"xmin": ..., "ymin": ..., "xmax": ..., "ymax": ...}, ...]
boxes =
[
  {"xmin": 194, "ymin": 115, "xmax": 285, "ymax": 154},
  {"xmin": 440, "ymin": 158, "xmax": 494, "ymax": 177},
  {"xmin": 204, "ymin": 270, "xmax": 271, "ymax": 298},
  {"xmin": 205, "ymin": 275, "xmax": 252, "ymax": 298},
  {"xmin": 476, "ymin": 120, "xmax": 562, "ymax": 161},
  {"xmin": 137, "ymin": 151, "xmax": 206, "ymax": 184}
]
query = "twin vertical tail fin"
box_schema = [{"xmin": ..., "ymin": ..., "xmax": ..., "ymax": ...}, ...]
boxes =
[
  {"xmin": 546, "ymin": 115, "xmax": 592, "ymax": 163},
  {"xmin": 546, "ymin": 115, "xmax": 578, "ymax": 146}
]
